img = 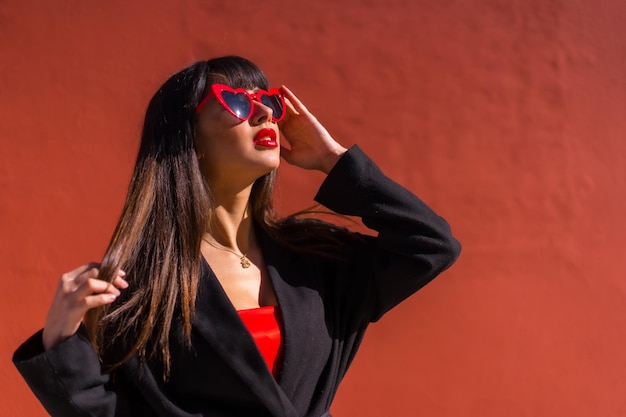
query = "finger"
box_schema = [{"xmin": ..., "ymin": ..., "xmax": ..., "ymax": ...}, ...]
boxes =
[
  {"xmin": 279, "ymin": 97, "xmax": 298, "ymax": 125},
  {"xmin": 62, "ymin": 262, "xmax": 101, "ymax": 282},
  {"xmin": 73, "ymin": 265, "xmax": 101, "ymax": 287},
  {"xmin": 72, "ymin": 262, "xmax": 101, "ymax": 274},
  {"xmin": 59, "ymin": 267, "xmax": 98, "ymax": 296},
  {"xmin": 112, "ymin": 274, "xmax": 129, "ymax": 289},
  {"xmin": 90, "ymin": 277, "xmax": 122, "ymax": 295},
  {"xmin": 75, "ymin": 277, "xmax": 122, "ymax": 298},
  {"xmin": 83, "ymin": 293, "xmax": 119, "ymax": 310},
  {"xmin": 280, "ymin": 86, "xmax": 309, "ymax": 114}
]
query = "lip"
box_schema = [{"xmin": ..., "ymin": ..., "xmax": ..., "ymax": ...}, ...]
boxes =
[{"xmin": 253, "ymin": 128, "xmax": 278, "ymax": 148}]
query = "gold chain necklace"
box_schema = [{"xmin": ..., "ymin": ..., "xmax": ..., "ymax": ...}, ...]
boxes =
[{"xmin": 202, "ymin": 238, "xmax": 251, "ymax": 269}]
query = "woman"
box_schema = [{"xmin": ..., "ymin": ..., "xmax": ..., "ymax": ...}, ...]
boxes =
[{"xmin": 13, "ymin": 56, "xmax": 461, "ymax": 417}]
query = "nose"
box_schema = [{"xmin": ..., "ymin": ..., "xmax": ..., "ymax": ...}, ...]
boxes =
[{"xmin": 249, "ymin": 100, "xmax": 274, "ymax": 125}]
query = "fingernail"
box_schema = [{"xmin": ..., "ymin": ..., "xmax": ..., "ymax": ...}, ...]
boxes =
[
  {"xmin": 118, "ymin": 270, "xmax": 126, "ymax": 277},
  {"xmin": 104, "ymin": 294, "xmax": 117, "ymax": 302}
]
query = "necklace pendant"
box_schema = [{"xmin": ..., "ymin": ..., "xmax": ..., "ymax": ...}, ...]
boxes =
[{"xmin": 240, "ymin": 255, "xmax": 251, "ymax": 269}]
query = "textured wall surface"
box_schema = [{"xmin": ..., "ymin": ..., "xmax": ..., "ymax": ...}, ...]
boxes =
[{"xmin": 2, "ymin": 1, "xmax": 625, "ymax": 415}]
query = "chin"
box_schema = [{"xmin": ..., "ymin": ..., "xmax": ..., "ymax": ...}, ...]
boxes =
[
  {"xmin": 259, "ymin": 151, "xmax": 281, "ymax": 170},
  {"xmin": 251, "ymin": 159, "xmax": 279, "ymax": 179}
]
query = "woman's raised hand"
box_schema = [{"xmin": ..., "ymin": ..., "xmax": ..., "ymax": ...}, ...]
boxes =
[
  {"xmin": 42, "ymin": 264, "xmax": 128, "ymax": 350},
  {"xmin": 278, "ymin": 86, "xmax": 347, "ymax": 174}
]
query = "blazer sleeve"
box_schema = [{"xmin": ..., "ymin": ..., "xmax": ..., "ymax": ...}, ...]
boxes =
[
  {"xmin": 13, "ymin": 326, "xmax": 133, "ymax": 417},
  {"xmin": 314, "ymin": 145, "xmax": 461, "ymax": 322}
]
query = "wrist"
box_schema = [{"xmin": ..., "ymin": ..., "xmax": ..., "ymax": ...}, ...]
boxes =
[
  {"xmin": 42, "ymin": 328, "xmax": 61, "ymax": 351},
  {"xmin": 320, "ymin": 146, "xmax": 347, "ymax": 174}
]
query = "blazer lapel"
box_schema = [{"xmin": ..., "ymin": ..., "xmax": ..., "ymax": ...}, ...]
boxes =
[
  {"xmin": 257, "ymin": 230, "xmax": 333, "ymax": 399},
  {"xmin": 193, "ymin": 256, "xmax": 299, "ymax": 417}
]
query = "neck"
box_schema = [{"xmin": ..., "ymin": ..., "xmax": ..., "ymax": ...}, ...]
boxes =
[{"xmin": 206, "ymin": 182, "xmax": 254, "ymax": 253}]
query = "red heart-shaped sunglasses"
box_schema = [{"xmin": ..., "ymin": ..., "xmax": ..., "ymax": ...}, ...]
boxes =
[{"xmin": 195, "ymin": 84, "xmax": 285, "ymax": 123}]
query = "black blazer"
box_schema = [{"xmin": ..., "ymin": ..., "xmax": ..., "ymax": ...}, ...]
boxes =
[{"xmin": 14, "ymin": 146, "xmax": 461, "ymax": 417}]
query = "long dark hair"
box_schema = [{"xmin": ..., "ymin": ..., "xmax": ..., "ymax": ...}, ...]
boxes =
[{"xmin": 86, "ymin": 56, "xmax": 359, "ymax": 378}]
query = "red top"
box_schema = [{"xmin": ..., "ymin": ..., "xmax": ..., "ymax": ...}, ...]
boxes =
[{"xmin": 237, "ymin": 305, "xmax": 284, "ymax": 379}]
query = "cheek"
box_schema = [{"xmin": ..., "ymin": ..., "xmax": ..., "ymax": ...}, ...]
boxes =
[
  {"xmin": 194, "ymin": 128, "xmax": 246, "ymax": 173},
  {"xmin": 196, "ymin": 111, "xmax": 245, "ymax": 142},
  {"xmin": 195, "ymin": 119, "xmax": 226, "ymax": 153}
]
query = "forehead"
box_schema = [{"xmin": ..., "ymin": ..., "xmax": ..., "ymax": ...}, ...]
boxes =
[{"xmin": 225, "ymin": 85, "xmax": 266, "ymax": 94}]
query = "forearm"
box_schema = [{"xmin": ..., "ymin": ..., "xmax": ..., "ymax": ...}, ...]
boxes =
[
  {"xmin": 13, "ymin": 327, "xmax": 127, "ymax": 417},
  {"xmin": 315, "ymin": 145, "xmax": 461, "ymax": 319}
]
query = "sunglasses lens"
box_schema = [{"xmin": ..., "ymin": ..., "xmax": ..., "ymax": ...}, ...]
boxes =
[
  {"xmin": 221, "ymin": 91, "xmax": 252, "ymax": 119},
  {"xmin": 260, "ymin": 94, "xmax": 284, "ymax": 120}
]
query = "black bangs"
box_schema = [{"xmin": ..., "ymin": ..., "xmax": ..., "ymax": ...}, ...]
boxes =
[{"xmin": 204, "ymin": 56, "xmax": 270, "ymax": 91}]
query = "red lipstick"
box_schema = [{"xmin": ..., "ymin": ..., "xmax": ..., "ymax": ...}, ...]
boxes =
[{"xmin": 254, "ymin": 128, "xmax": 278, "ymax": 148}]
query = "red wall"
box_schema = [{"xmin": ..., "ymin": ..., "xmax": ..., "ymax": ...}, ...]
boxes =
[{"xmin": 2, "ymin": 1, "xmax": 626, "ymax": 415}]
